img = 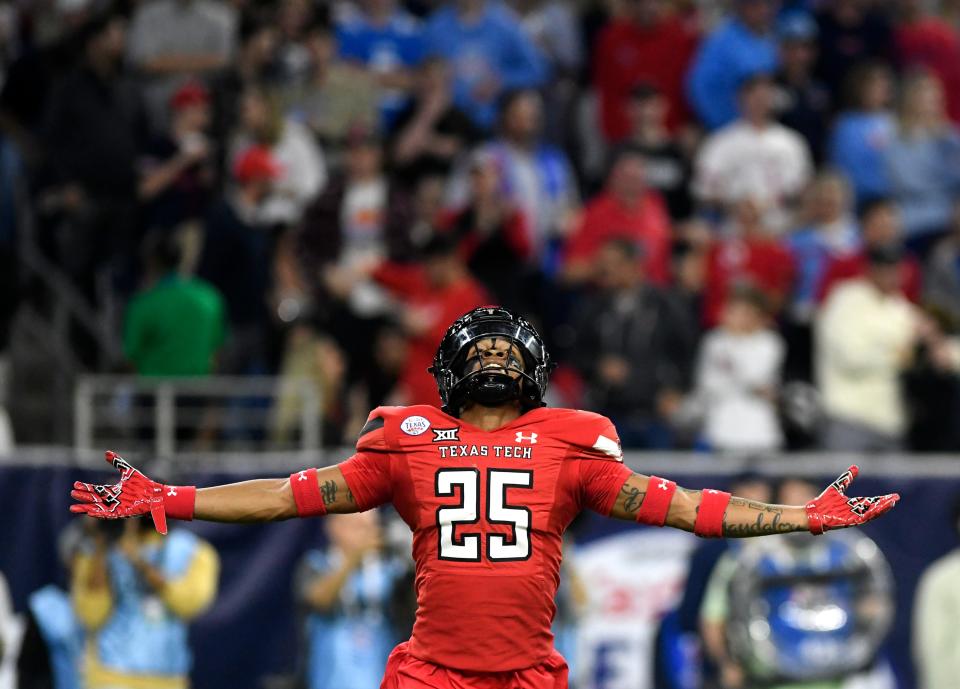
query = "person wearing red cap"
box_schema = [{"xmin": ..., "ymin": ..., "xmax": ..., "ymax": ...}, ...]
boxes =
[
  {"xmin": 194, "ymin": 145, "xmax": 282, "ymax": 374},
  {"xmin": 139, "ymin": 80, "xmax": 215, "ymax": 229}
]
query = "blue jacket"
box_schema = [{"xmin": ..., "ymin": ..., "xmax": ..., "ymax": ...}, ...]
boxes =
[
  {"xmin": 29, "ymin": 586, "xmax": 83, "ymax": 689},
  {"xmin": 423, "ymin": 2, "xmax": 547, "ymax": 129},
  {"xmin": 828, "ymin": 111, "xmax": 894, "ymax": 201},
  {"xmin": 686, "ymin": 18, "xmax": 778, "ymax": 130}
]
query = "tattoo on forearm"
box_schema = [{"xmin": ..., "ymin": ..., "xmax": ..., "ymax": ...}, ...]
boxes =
[
  {"xmin": 619, "ymin": 484, "xmax": 645, "ymax": 514},
  {"xmin": 728, "ymin": 497, "xmax": 781, "ymax": 513},
  {"xmin": 320, "ymin": 480, "xmax": 338, "ymax": 506},
  {"xmin": 346, "ymin": 488, "xmax": 355, "ymax": 504},
  {"xmin": 722, "ymin": 509, "xmax": 797, "ymax": 537}
]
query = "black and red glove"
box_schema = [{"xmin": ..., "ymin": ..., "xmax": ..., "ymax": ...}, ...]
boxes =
[
  {"xmin": 70, "ymin": 451, "xmax": 195, "ymax": 535},
  {"xmin": 806, "ymin": 465, "xmax": 899, "ymax": 535}
]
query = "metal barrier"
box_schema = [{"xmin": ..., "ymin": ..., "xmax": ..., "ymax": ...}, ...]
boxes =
[{"xmin": 73, "ymin": 375, "xmax": 322, "ymax": 463}]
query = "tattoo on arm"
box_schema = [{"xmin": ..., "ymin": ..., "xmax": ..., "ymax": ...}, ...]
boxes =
[
  {"xmin": 346, "ymin": 488, "xmax": 355, "ymax": 504},
  {"xmin": 320, "ymin": 480, "xmax": 338, "ymax": 506},
  {"xmin": 722, "ymin": 506, "xmax": 797, "ymax": 537},
  {"xmin": 619, "ymin": 484, "xmax": 645, "ymax": 514}
]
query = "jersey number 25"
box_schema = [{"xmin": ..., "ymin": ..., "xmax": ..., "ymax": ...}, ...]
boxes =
[{"xmin": 435, "ymin": 468, "xmax": 533, "ymax": 562}]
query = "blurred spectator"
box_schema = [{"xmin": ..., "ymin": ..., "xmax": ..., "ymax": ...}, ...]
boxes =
[
  {"xmin": 827, "ymin": 61, "xmax": 895, "ymax": 203},
  {"xmin": 449, "ymin": 89, "xmax": 578, "ymax": 263},
  {"xmin": 593, "ymin": 0, "xmax": 697, "ymax": 142},
  {"xmin": 297, "ymin": 511, "xmax": 403, "ymax": 689},
  {"xmin": 124, "ymin": 232, "xmax": 226, "ymax": 377},
  {"xmin": 772, "ymin": 11, "xmax": 831, "ymax": 163},
  {"xmin": 280, "ymin": 21, "xmax": 379, "ymax": 160},
  {"xmin": 231, "ymin": 84, "xmax": 326, "ymax": 226},
  {"xmin": 275, "ymin": 0, "xmax": 318, "ymax": 85},
  {"xmin": 335, "ymin": 0, "xmax": 424, "ymax": 127},
  {"xmin": 139, "ymin": 80, "xmax": 216, "ymax": 230},
  {"xmin": 675, "ymin": 472, "xmax": 773, "ymax": 685},
  {"xmin": 623, "ymin": 84, "xmax": 693, "ymax": 221},
  {"xmin": 389, "ymin": 57, "xmax": 483, "ymax": 185},
  {"xmin": 914, "ymin": 495, "xmax": 960, "ymax": 689},
  {"xmin": 817, "ymin": 197, "xmax": 922, "ymax": 304},
  {"xmin": 422, "ymin": 0, "xmax": 547, "ymax": 130},
  {"xmin": 816, "ymin": 244, "xmax": 916, "ymax": 452},
  {"xmin": 694, "ymin": 285, "xmax": 784, "ymax": 451},
  {"xmin": 40, "ymin": 8, "xmax": 145, "ymax": 297},
  {"xmin": 686, "ymin": 0, "xmax": 779, "ymax": 131},
  {"xmin": 197, "ymin": 146, "xmax": 281, "ymax": 374},
  {"xmin": 127, "ymin": 0, "xmax": 237, "ymax": 130},
  {"xmin": 903, "ymin": 309, "xmax": 960, "ymax": 452},
  {"xmin": 296, "ymin": 127, "xmax": 415, "ymax": 326},
  {"xmin": 371, "ymin": 234, "xmax": 489, "ymax": 406},
  {"xmin": 882, "ymin": 69, "xmax": 960, "ymax": 246},
  {"xmin": 894, "ymin": 0, "xmax": 960, "ymax": 125},
  {"xmin": 702, "ymin": 197, "xmax": 795, "ymax": 327},
  {"xmin": 439, "ymin": 151, "xmax": 533, "ymax": 310},
  {"xmin": 209, "ymin": 14, "xmax": 281, "ymax": 160},
  {"xmin": 693, "ymin": 73, "xmax": 812, "ymax": 233},
  {"xmin": 924, "ymin": 202, "xmax": 960, "ymax": 325},
  {"xmin": 786, "ymin": 171, "xmax": 860, "ymax": 324},
  {"xmin": 814, "ymin": 0, "xmax": 894, "ymax": 103},
  {"xmin": 71, "ymin": 518, "xmax": 219, "ymax": 689},
  {"xmin": 562, "ymin": 149, "xmax": 671, "ymax": 286},
  {"xmin": 570, "ymin": 238, "xmax": 697, "ymax": 448}
]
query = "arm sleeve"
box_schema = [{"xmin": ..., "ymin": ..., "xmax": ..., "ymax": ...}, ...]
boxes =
[
  {"xmin": 71, "ymin": 554, "xmax": 113, "ymax": 630},
  {"xmin": 576, "ymin": 419, "xmax": 633, "ymax": 515},
  {"xmin": 160, "ymin": 541, "xmax": 220, "ymax": 620},
  {"xmin": 338, "ymin": 410, "xmax": 395, "ymax": 511}
]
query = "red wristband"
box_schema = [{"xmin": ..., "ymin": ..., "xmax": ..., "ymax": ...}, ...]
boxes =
[
  {"xmin": 290, "ymin": 468, "xmax": 327, "ymax": 518},
  {"xmin": 636, "ymin": 476, "xmax": 677, "ymax": 527},
  {"xmin": 694, "ymin": 489, "xmax": 731, "ymax": 538},
  {"xmin": 162, "ymin": 485, "xmax": 196, "ymax": 521}
]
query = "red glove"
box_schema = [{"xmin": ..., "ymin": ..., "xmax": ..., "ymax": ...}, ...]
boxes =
[
  {"xmin": 70, "ymin": 451, "xmax": 195, "ymax": 535},
  {"xmin": 806, "ymin": 465, "xmax": 899, "ymax": 535}
]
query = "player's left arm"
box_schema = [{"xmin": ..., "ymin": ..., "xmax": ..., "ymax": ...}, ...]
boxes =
[{"xmin": 608, "ymin": 466, "xmax": 899, "ymax": 537}]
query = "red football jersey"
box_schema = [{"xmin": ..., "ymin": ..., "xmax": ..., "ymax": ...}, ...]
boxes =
[{"xmin": 338, "ymin": 404, "xmax": 633, "ymax": 672}]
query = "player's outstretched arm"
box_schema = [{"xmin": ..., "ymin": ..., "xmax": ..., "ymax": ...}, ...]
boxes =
[
  {"xmin": 608, "ymin": 465, "xmax": 898, "ymax": 537},
  {"xmin": 70, "ymin": 452, "xmax": 358, "ymax": 534}
]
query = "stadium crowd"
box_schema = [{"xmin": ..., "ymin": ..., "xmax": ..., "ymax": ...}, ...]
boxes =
[{"xmin": 3, "ymin": 0, "xmax": 960, "ymax": 453}]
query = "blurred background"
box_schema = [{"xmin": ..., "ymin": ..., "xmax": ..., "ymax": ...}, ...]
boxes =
[{"xmin": 0, "ymin": 0, "xmax": 959, "ymax": 687}]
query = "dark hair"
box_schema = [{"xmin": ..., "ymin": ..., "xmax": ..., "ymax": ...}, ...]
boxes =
[
  {"xmin": 601, "ymin": 237, "xmax": 644, "ymax": 261},
  {"xmin": 143, "ymin": 231, "xmax": 183, "ymax": 274},
  {"xmin": 726, "ymin": 282, "xmax": 771, "ymax": 315},
  {"xmin": 75, "ymin": 2, "xmax": 125, "ymax": 49},
  {"xmin": 420, "ymin": 233, "xmax": 461, "ymax": 259},
  {"xmin": 842, "ymin": 60, "xmax": 890, "ymax": 110},
  {"xmin": 857, "ymin": 195, "xmax": 896, "ymax": 222},
  {"xmin": 497, "ymin": 88, "xmax": 541, "ymax": 129}
]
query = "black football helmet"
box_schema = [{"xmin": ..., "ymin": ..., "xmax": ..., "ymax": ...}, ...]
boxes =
[{"xmin": 429, "ymin": 306, "xmax": 554, "ymax": 416}]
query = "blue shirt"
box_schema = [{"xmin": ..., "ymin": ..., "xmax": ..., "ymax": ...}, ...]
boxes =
[
  {"xmin": 336, "ymin": 7, "xmax": 424, "ymax": 126},
  {"xmin": 828, "ymin": 111, "xmax": 895, "ymax": 201},
  {"xmin": 686, "ymin": 18, "xmax": 779, "ymax": 130},
  {"xmin": 787, "ymin": 222, "xmax": 860, "ymax": 315},
  {"xmin": 883, "ymin": 129, "xmax": 960, "ymax": 238},
  {"xmin": 423, "ymin": 2, "xmax": 547, "ymax": 129}
]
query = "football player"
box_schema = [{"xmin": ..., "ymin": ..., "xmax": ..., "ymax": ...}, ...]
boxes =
[{"xmin": 70, "ymin": 306, "xmax": 899, "ymax": 689}]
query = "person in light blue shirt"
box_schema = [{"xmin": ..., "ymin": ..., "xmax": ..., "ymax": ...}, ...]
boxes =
[
  {"xmin": 686, "ymin": 0, "xmax": 779, "ymax": 130},
  {"xmin": 335, "ymin": 0, "xmax": 425, "ymax": 128},
  {"xmin": 882, "ymin": 70, "xmax": 960, "ymax": 243},
  {"xmin": 422, "ymin": 0, "xmax": 548, "ymax": 130},
  {"xmin": 298, "ymin": 511, "xmax": 405, "ymax": 689},
  {"xmin": 828, "ymin": 62, "xmax": 895, "ymax": 204}
]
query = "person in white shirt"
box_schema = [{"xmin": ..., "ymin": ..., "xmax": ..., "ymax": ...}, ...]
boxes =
[
  {"xmin": 693, "ymin": 73, "xmax": 813, "ymax": 233},
  {"xmin": 695, "ymin": 283, "xmax": 784, "ymax": 451},
  {"xmin": 815, "ymin": 244, "xmax": 916, "ymax": 451}
]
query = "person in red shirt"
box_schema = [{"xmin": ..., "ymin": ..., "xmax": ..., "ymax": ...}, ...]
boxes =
[
  {"xmin": 703, "ymin": 196, "xmax": 795, "ymax": 327},
  {"xmin": 894, "ymin": 0, "xmax": 960, "ymax": 124},
  {"xmin": 593, "ymin": 0, "xmax": 698, "ymax": 141},
  {"xmin": 816, "ymin": 197, "xmax": 922, "ymax": 304},
  {"xmin": 561, "ymin": 148, "xmax": 672, "ymax": 285},
  {"xmin": 370, "ymin": 236, "xmax": 489, "ymax": 407},
  {"xmin": 71, "ymin": 307, "xmax": 898, "ymax": 689}
]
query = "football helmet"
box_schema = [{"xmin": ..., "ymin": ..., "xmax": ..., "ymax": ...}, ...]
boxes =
[{"xmin": 430, "ymin": 306, "xmax": 553, "ymax": 415}]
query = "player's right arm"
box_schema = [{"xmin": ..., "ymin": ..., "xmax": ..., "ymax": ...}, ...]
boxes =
[{"xmin": 70, "ymin": 411, "xmax": 394, "ymax": 533}]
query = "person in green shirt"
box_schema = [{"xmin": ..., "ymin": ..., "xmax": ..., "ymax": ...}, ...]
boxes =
[{"xmin": 124, "ymin": 233, "xmax": 227, "ymax": 377}]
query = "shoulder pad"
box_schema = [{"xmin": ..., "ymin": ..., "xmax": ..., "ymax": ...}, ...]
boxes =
[
  {"xmin": 356, "ymin": 405, "xmax": 448, "ymax": 451},
  {"xmin": 537, "ymin": 408, "xmax": 623, "ymax": 461}
]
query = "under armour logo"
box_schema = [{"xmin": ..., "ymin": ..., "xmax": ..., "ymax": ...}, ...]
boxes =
[
  {"xmin": 167, "ymin": 487, "xmax": 177, "ymax": 497},
  {"xmin": 515, "ymin": 432, "xmax": 538, "ymax": 444},
  {"xmin": 658, "ymin": 480, "xmax": 669, "ymax": 490},
  {"xmin": 298, "ymin": 471, "xmax": 308, "ymax": 481},
  {"xmin": 706, "ymin": 489, "xmax": 718, "ymax": 494}
]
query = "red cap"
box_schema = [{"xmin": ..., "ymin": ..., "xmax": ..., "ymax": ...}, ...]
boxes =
[
  {"xmin": 170, "ymin": 80, "xmax": 210, "ymax": 111},
  {"xmin": 233, "ymin": 146, "xmax": 283, "ymax": 183}
]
